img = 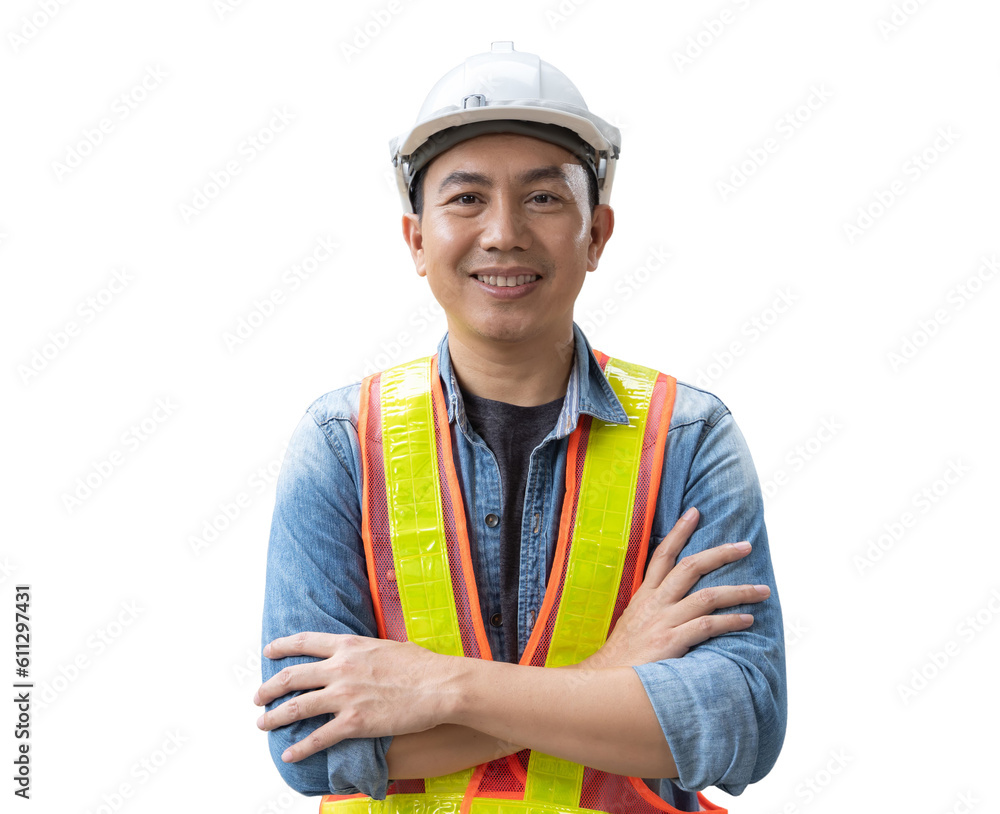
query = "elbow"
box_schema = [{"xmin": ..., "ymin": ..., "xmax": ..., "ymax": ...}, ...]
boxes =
[
  {"xmin": 267, "ymin": 728, "xmax": 331, "ymax": 796},
  {"xmin": 648, "ymin": 650, "xmax": 786, "ymax": 795},
  {"xmin": 745, "ymin": 635, "xmax": 788, "ymax": 785},
  {"xmin": 266, "ymin": 725, "xmax": 393, "ymax": 800},
  {"xmin": 747, "ymin": 683, "xmax": 787, "ymax": 784},
  {"xmin": 716, "ymin": 660, "xmax": 787, "ymax": 793}
]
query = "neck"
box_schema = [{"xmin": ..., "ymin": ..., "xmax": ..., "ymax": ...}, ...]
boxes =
[{"xmin": 446, "ymin": 328, "xmax": 575, "ymax": 407}]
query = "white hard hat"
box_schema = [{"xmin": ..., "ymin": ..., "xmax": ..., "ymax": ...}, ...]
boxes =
[{"xmin": 389, "ymin": 41, "xmax": 621, "ymax": 214}]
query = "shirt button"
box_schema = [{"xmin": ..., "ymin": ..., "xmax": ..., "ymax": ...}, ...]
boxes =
[
  {"xmin": 490, "ymin": 612, "xmax": 503, "ymax": 627},
  {"xmin": 485, "ymin": 513, "xmax": 500, "ymax": 528}
]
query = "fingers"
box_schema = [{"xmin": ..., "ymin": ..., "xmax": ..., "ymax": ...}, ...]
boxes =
[
  {"xmin": 256, "ymin": 685, "xmax": 329, "ymax": 731},
  {"xmin": 262, "ymin": 631, "xmax": 341, "ymax": 661},
  {"xmin": 279, "ymin": 717, "xmax": 345, "ymax": 763},
  {"xmin": 254, "ymin": 632, "xmax": 352, "ymax": 708},
  {"xmin": 254, "ymin": 660, "xmax": 331, "ymax": 708},
  {"xmin": 661, "ymin": 540, "xmax": 754, "ymax": 602},
  {"xmin": 642, "ymin": 507, "xmax": 701, "ymax": 590},
  {"xmin": 678, "ymin": 583, "xmax": 770, "ymax": 618},
  {"xmin": 669, "ymin": 611, "xmax": 757, "ymax": 656}
]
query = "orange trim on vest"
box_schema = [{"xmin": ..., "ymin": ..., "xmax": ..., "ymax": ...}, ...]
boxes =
[
  {"xmin": 358, "ymin": 373, "xmax": 387, "ymax": 640},
  {"xmin": 632, "ymin": 373, "xmax": 676, "ymax": 598},
  {"xmin": 429, "ymin": 356, "xmax": 493, "ymax": 662},
  {"xmin": 519, "ymin": 416, "xmax": 586, "ymax": 668}
]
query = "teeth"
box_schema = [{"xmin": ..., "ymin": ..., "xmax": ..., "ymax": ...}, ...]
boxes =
[{"xmin": 476, "ymin": 274, "xmax": 538, "ymax": 287}]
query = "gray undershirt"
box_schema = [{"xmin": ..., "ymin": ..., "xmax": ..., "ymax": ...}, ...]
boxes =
[{"xmin": 460, "ymin": 388, "xmax": 564, "ymax": 663}]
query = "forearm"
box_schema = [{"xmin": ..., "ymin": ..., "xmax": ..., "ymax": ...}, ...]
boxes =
[
  {"xmin": 438, "ymin": 659, "xmax": 677, "ymax": 779},
  {"xmin": 387, "ymin": 725, "xmax": 521, "ymax": 780}
]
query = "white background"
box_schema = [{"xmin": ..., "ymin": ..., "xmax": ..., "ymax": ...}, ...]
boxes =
[{"xmin": 3, "ymin": 0, "xmax": 998, "ymax": 812}]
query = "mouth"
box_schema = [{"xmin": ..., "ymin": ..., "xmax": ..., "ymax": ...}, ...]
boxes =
[{"xmin": 473, "ymin": 272, "xmax": 539, "ymax": 287}]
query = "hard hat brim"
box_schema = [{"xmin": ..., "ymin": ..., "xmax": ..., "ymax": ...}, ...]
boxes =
[{"xmin": 390, "ymin": 103, "xmax": 620, "ymax": 214}]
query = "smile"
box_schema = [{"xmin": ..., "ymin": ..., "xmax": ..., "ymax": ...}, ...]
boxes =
[{"xmin": 474, "ymin": 274, "xmax": 539, "ymax": 287}]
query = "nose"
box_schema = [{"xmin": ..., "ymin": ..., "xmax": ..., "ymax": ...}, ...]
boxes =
[{"xmin": 478, "ymin": 196, "xmax": 531, "ymax": 253}]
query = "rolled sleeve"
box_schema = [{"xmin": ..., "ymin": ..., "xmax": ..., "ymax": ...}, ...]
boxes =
[
  {"xmin": 261, "ymin": 404, "xmax": 393, "ymax": 799},
  {"xmin": 634, "ymin": 406, "xmax": 786, "ymax": 794}
]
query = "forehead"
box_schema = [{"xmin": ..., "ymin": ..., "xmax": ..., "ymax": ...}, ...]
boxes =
[{"xmin": 423, "ymin": 133, "xmax": 586, "ymax": 186}]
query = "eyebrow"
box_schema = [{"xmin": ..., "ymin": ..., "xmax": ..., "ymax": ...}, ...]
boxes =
[{"xmin": 437, "ymin": 165, "xmax": 574, "ymax": 194}]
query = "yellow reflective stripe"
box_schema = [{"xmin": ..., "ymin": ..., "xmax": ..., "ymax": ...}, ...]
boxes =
[
  {"xmin": 524, "ymin": 751, "xmax": 585, "ymax": 808},
  {"xmin": 522, "ymin": 358, "xmax": 657, "ymax": 809},
  {"xmin": 425, "ymin": 768, "xmax": 474, "ymax": 795},
  {"xmin": 322, "ymin": 795, "xmax": 590, "ymax": 814},
  {"xmin": 544, "ymin": 356, "xmax": 657, "ymax": 668},
  {"xmin": 321, "ymin": 794, "xmax": 464, "ymax": 813},
  {"xmin": 380, "ymin": 358, "xmax": 464, "ymax": 658},
  {"xmin": 469, "ymin": 798, "xmax": 587, "ymax": 814}
]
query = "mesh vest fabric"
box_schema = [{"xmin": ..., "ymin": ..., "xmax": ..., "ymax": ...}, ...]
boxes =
[{"xmin": 320, "ymin": 352, "xmax": 727, "ymax": 814}]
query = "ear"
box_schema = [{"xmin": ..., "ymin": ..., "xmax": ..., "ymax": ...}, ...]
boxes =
[
  {"xmin": 586, "ymin": 204, "xmax": 615, "ymax": 272},
  {"xmin": 401, "ymin": 212, "xmax": 427, "ymax": 277}
]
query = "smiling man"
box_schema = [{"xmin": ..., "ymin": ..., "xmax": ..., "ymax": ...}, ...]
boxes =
[{"xmin": 257, "ymin": 42, "xmax": 786, "ymax": 814}]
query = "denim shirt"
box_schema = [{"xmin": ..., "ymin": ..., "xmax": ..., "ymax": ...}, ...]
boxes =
[{"xmin": 261, "ymin": 324, "xmax": 786, "ymax": 807}]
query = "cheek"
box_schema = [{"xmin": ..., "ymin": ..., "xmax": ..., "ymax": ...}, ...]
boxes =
[
  {"xmin": 554, "ymin": 220, "xmax": 593, "ymax": 258},
  {"xmin": 422, "ymin": 229, "xmax": 476, "ymax": 275}
]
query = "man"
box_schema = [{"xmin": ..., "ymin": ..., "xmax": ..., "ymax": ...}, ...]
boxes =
[{"xmin": 256, "ymin": 42, "xmax": 785, "ymax": 813}]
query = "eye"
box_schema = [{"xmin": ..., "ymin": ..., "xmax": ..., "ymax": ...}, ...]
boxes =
[
  {"xmin": 530, "ymin": 193, "xmax": 558, "ymax": 204},
  {"xmin": 453, "ymin": 194, "xmax": 480, "ymax": 205}
]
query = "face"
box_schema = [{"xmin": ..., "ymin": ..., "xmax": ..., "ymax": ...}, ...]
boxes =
[{"xmin": 401, "ymin": 133, "xmax": 614, "ymax": 354}]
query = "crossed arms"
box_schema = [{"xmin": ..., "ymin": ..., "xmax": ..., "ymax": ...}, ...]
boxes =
[
  {"xmin": 256, "ymin": 509, "xmax": 766, "ymax": 779},
  {"xmin": 257, "ymin": 403, "xmax": 786, "ymax": 797}
]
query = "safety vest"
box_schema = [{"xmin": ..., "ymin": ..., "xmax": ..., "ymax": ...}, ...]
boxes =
[{"xmin": 320, "ymin": 352, "xmax": 727, "ymax": 814}]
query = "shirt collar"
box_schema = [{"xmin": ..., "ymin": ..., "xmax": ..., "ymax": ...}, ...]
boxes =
[{"xmin": 436, "ymin": 322, "xmax": 629, "ymax": 438}]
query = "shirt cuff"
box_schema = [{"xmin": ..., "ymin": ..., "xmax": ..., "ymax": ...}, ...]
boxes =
[
  {"xmin": 328, "ymin": 735, "xmax": 395, "ymax": 799},
  {"xmin": 633, "ymin": 652, "xmax": 757, "ymax": 794}
]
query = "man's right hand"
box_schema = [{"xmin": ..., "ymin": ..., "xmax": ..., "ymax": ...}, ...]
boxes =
[{"xmin": 580, "ymin": 507, "xmax": 770, "ymax": 669}]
